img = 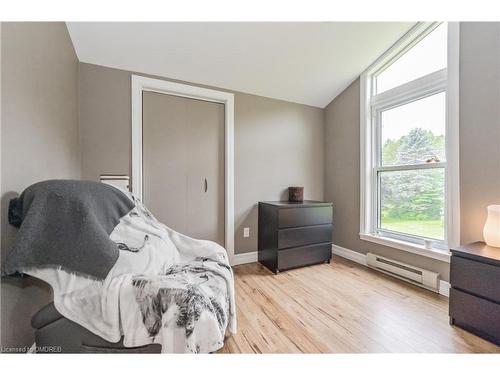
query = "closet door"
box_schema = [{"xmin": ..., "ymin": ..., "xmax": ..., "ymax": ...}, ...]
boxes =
[{"xmin": 142, "ymin": 91, "xmax": 225, "ymax": 245}]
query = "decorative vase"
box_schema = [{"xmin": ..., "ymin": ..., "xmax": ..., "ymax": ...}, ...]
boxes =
[{"xmin": 288, "ymin": 187, "xmax": 304, "ymax": 202}]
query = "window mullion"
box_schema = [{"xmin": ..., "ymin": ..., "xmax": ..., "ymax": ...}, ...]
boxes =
[{"xmin": 376, "ymin": 162, "xmax": 446, "ymax": 173}]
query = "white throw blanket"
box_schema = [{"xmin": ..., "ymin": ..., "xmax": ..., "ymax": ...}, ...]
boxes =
[{"xmin": 27, "ymin": 193, "xmax": 236, "ymax": 353}]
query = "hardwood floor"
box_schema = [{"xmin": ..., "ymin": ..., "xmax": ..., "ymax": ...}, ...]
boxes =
[{"xmin": 220, "ymin": 257, "xmax": 500, "ymax": 353}]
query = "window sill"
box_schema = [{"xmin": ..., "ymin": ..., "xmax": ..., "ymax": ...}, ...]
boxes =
[{"xmin": 359, "ymin": 233, "xmax": 451, "ymax": 263}]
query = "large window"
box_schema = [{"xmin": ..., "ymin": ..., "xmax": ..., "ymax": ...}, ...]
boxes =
[{"xmin": 360, "ymin": 22, "xmax": 459, "ymax": 260}]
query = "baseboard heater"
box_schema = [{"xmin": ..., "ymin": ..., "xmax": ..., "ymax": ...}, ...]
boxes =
[{"xmin": 366, "ymin": 252, "xmax": 440, "ymax": 292}]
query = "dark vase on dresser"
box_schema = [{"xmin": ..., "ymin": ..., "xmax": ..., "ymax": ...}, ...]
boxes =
[
  {"xmin": 449, "ymin": 242, "xmax": 500, "ymax": 345},
  {"xmin": 258, "ymin": 201, "xmax": 333, "ymax": 274}
]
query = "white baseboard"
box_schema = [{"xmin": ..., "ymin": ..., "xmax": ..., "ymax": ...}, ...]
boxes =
[
  {"xmin": 331, "ymin": 244, "xmax": 450, "ymax": 297},
  {"xmin": 229, "ymin": 245, "xmax": 451, "ymax": 297},
  {"xmin": 438, "ymin": 280, "xmax": 450, "ymax": 297},
  {"xmin": 331, "ymin": 244, "xmax": 367, "ymax": 266},
  {"xmin": 231, "ymin": 251, "xmax": 257, "ymax": 266}
]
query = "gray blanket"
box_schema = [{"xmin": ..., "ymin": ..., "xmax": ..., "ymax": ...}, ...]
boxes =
[{"xmin": 2, "ymin": 180, "xmax": 135, "ymax": 279}]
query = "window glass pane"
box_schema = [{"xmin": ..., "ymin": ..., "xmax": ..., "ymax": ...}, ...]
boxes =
[
  {"xmin": 376, "ymin": 23, "xmax": 447, "ymax": 93},
  {"xmin": 379, "ymin": 168, "xmax": 445, "ymax": 240},
  {"xmin": 381, "ymin": 92, "xmax": 446, "ymax": 166}
]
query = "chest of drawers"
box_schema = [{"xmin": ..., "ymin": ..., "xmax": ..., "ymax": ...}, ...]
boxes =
[
  {"xmin": 258, "ymin": 201, "xmax": 333, "ymax": 274},
  {"xmin": 449, "ymin": 242, "xmax": 500, "ymax": 345}
]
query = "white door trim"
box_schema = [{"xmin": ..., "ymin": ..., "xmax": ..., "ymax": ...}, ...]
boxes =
[{"xmin": 131, "ymin": 75, "xmax": 235, "ymax": 263}]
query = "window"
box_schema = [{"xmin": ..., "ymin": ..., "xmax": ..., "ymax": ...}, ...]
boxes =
[
  {"xmin": 360, "ymin": 22, "xmax": 460, "ymax": 261},
  {"xmin": 375, "ymin": 23, "xmax": 448, "ymax": 94}
]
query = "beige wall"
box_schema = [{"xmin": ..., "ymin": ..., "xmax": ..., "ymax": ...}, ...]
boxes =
[
  {"xmin": 324, "ymin": 22, "xmax": 500, "ymax": 282},
  {"xmin": 78, "ymin": 63, "xmax": 325, "ymax": 255},
  {"xmin": 0, "ymin": 22, "xmax": 80, "ymax": 348}
]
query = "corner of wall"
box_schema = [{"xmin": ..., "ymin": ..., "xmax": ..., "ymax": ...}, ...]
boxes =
[{"xmin": 77, "ymin": 61, "xmax": 84, "ymax": 180}]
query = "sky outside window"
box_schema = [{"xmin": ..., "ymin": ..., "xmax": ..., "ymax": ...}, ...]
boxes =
[{"xmin": 376, "ymin": 23, "xmax": 447, "ymax": 94}]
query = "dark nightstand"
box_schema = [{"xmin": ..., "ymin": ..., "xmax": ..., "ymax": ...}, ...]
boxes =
[{"xmin": 449, "ymin": 242, "xmax": 500, "ymax": 345}]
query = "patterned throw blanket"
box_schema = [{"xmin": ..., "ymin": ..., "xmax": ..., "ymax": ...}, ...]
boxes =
[{"xmin": 26, "ymin": 192, "xmax": 236, "ymax": 353}]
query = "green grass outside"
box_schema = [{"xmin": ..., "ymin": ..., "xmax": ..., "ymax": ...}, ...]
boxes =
[{"xmin": 380, "ymin": 218, "xmax": 444, "ymax": 240}]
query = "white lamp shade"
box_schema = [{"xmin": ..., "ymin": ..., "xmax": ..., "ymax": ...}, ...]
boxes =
[{"xmin": 483, "ymin": 205, "xmax": 500, "ymax": 247}]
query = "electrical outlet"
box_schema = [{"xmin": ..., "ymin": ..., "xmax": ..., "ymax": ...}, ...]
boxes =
[{"xmin": 243, "ymin": 227, "xmax": 250, "ymax": 238}]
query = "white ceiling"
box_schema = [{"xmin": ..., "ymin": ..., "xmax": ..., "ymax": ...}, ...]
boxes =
[{"xmin": 67, "ymin": 22, "xmax": 414, "ymax": 108}]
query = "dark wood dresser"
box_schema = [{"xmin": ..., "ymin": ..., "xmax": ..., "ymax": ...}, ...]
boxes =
[
  {"xmin": 258, "ymin": 201, "xmax": 333, "ymax": 274},
  {"xmin": 449, "ymin": 242, "xmax": 500, "ymax": 345}
]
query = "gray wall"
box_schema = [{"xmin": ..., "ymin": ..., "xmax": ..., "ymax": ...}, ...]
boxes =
[
  {"xmin": 78, "ymin": 63, "xmax": 324, "ymax": 255},
  {"xmin": 234, "ymin": 92, "xmax": 324, "ymax": 253},
  {"xmin": 0, "ymin": 22, "xmax": 80, "ymax": 348},
  {"xmin": 324, "ymin": 22, "xmax": 500, "ymax": 282},
  {"xmin": 459, "ymin": 22, "xmax": 500, "ymax": 244}
]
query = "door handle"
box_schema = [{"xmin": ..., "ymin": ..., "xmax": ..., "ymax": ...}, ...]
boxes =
[{"xmin": 204, "ymin": 178, "xmax": 208, "ymax": 193}]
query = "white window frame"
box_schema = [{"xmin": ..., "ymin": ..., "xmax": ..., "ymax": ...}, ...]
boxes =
[{"xmin": 359, "ymin": 22, "xmax": 460, "ymax": 263}]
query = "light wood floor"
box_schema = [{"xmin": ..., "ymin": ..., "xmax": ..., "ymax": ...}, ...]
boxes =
[{"xmin": 220, "ymin": 257, "xmax": 500, "ymax": 353}]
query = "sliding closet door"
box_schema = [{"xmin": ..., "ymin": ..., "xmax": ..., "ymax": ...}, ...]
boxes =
[{"xmin": 142, "ymin": 91, "xmax": 225, "ymax": 245}]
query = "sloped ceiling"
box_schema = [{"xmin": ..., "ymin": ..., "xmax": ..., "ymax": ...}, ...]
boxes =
[{"xmin": 67, "ymin": 22, "xmax": 414, "ymax": 108}]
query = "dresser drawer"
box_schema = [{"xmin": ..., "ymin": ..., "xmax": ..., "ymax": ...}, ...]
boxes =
[
  {"xmin": 278, "ymin": 206, "xmax": 332, "ymax": 228},
  {"xmin": 451, "ymin": 255, "xmax": 500, "ymax": 302},
  {"xmin": 278, "ymin": 224, "xmax": 332, "ymax": 249},
  {"xmin": 278, "ymin": 243, "xmax": 331, "ymax": 271},
  {"xmin": 450, "ymin": 288, "xmax": 500, "ymax": 345}
]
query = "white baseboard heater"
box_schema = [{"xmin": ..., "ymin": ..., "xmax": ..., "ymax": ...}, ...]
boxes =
[{"xmin": 366, "ymin": 252, "xmax": 440, "ymax": 292}]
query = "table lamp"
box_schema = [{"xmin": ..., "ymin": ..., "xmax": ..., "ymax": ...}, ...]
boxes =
[{"xmin": 483, "ymin": 204, "xmax": 500, "ymax": 247}]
